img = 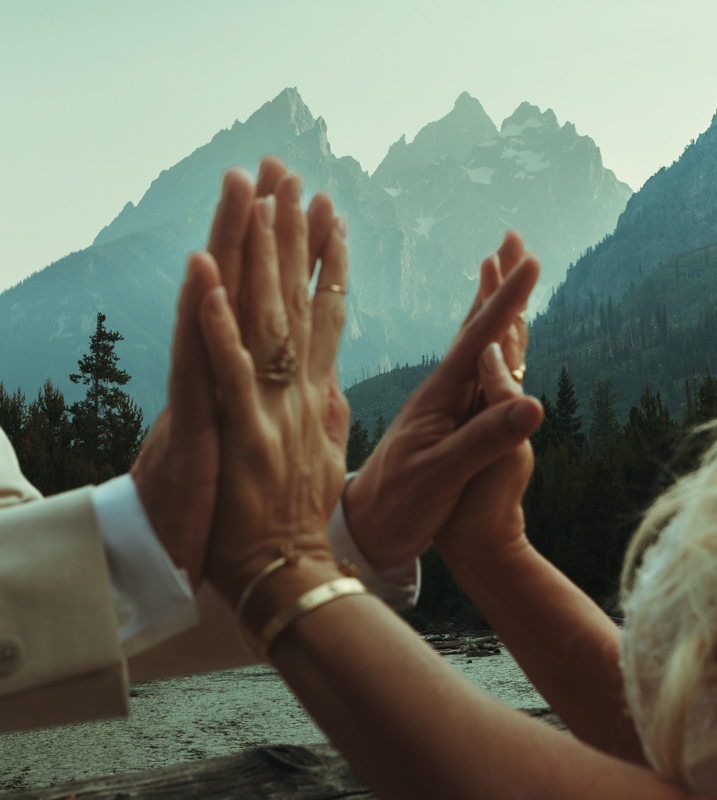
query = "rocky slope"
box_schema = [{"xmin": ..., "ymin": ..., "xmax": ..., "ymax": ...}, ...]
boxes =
[{"xmin": 549, "ymin": 109, "xmax": 717, "ymax": 313}]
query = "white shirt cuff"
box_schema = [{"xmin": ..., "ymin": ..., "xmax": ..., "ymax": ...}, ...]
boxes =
[
  {"xmin": 327, "ymin": 474, "xmax": 421, "ymax": 610},
  {"xmin": 92, "ymin": 475, "xmax": 198, "ymax": 658}
]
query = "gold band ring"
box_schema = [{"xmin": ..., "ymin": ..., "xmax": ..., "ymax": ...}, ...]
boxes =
[
  {"xmin": 315, "ymin": 284, "xmax": 347, "ymax": 295},
  {"xmin": 511, "ymin": 362, "xmax": 527, "ymax": 383},
  {"xmin": 255, "ymin": 336, "xmax": 299, "ymax": 386}
]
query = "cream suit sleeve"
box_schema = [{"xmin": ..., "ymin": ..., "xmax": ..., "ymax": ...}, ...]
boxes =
[{"xmin": 0, "ymin": 427, "xmax": 127, "ymax": 733}]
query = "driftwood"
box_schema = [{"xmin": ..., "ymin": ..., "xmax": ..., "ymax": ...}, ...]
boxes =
[
  {"xmin": 1, "ymin": 744, "xmax": 376, "ymax": 800},
  {"xmin": 422, "ymin": 632, "xmax": 502, "ymax": 658},
  {"xmin": 2, "ymin": 711, "xmax": 566, "ymax": 800}
]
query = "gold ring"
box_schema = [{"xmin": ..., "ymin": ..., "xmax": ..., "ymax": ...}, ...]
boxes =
[
  {"xmin": 315, "ymin": 284, "xmax": 347, "ymax": 295},
  {"xmin": 511, "ymin": 362, "xmax": 526, "ymax": 383},
  {"xmin": 255, "ymin": 336, "xmax": 299, "ymax": 386}
]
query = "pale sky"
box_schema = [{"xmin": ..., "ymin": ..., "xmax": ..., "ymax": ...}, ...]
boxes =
[{"xmin": 1, "ymin": 0, "xmax": 716, "ymax": 295}]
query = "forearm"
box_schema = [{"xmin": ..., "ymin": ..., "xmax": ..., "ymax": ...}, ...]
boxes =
[
  {"xmin": 270, "ymin": 590, "xmax": 689, "ymax": 800},
  {"xmin": 441, "ymin": 537, "xmax": 645, "ymax": 762}
]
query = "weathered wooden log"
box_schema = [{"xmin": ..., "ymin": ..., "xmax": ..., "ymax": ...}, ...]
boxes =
[
  {"xmin": 1, "ymin": 711, "xmax": 567, "ymax": 800},
  {"xmin": 1, "ymin": 744, "xmax": 376, "ymax": 800}
]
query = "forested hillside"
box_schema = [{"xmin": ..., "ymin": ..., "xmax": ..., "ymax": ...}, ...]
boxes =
[{"xmin": 525, "ymin": 239, "xmax": 717, "ymax": 422}]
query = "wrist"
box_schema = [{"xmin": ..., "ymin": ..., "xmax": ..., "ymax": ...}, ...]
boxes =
[
  {"xmin": 343, "ymin": 474, "xmax": 414, "ymax": 573},
  {"xmin": 239, "ymin": 551, "xmax": 343, "ymax": 650},
  {"xmin": 438, "ymin": 531, "xmax": 535, "ymax": 587}
]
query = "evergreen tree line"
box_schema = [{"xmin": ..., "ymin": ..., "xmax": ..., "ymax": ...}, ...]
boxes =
[
  {"xmin": 525, "ymin": 365, "xmax": 717, "ymax": 607},
  {"xmin": 0, "ymin": 313, "xmax": 147, "ymax": 496},
  {"xmin": 346, "ymin": 416, "xmax": 387, "ymax": 471}
]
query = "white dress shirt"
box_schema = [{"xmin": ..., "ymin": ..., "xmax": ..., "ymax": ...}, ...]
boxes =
[{"xmin": 93, "ymin": 474, "xmax": 420, "ymax": 657}]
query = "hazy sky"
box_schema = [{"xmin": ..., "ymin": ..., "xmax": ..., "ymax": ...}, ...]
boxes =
[{"xmin": 1, "ymin": 0, "xmax": 716, "ymax": 295}]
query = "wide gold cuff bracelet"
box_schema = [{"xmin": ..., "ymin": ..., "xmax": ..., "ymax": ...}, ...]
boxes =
[{"xmin": 257, "ymin": 577, "xmax": 367, "ymax": 662}]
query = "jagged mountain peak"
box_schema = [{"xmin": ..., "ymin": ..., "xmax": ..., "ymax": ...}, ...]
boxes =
[
  {"xmin": 372, "ymin": 92, "xmax": 497, "ymax": 184},
  {"xmin": 500, "ymin": 102, "xmax": 560, "ymax": 137},
  {"xmin": 233, "ymin": 86, "xmax": 316, "ymax": 139},
  {"xmin": 94, "ymin": 87, "xmax": 319, "ymax": 247}
]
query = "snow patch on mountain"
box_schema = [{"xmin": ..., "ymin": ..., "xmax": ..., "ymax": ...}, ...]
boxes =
[
  {"xmin": 500, "ymin": 117, "xmax": 546, "ymax": 138},
  {"xmin": 501, "ymin": 148, "xmax": 550, "ymax": 173},
  {"xmin": 463, "ymin": 166, "xmax": 495, "ymax": 184},
  {"xmin": 414, "ymin": 215, "xmax": 442, "ymax": 237}
]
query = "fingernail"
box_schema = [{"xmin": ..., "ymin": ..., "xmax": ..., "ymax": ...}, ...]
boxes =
[
  {"xmin": 286, "ymin": 173, "xmax": 303, "ymax": 205},
  {"xmin": 336, "ymin": 213, "xmax": 348, "ymax": 240},
  {"xmin": 508, "ymin": 399, "xmax": 536, "ymax": 432},
  {"xmin": 222, "ymin": 166, "xmax": 251, "ymax": 197},
  {"xmin": 481, "ymin": 343, "xmax": 504, "ymax": 374},
  {"xmin": 207, "ymin": 286, "xmax": 228, "ymax": 316},
  {"xmin": 260, "ymin": 195, "xmax": 276, "ymax": 229}
]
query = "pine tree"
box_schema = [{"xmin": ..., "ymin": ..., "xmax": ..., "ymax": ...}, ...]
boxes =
[
  {"xmin": 697, "ymin": 368, "xmax": 717, "ymax": 421},
  {"xmin": 70, "ymin": 312, "xmax": 145, "ymax": 475},
  {"xmin": 370, "ymin": 416, "xmax": 387, "ymax": 453},
  {"xmin": 0, "ymin": 383, "xmax": 27, "ymax": 444},
  {"xmin": 625, "ymin": 384, "xmax": 673, "ymax": 443},
  {"xmin": 555, "ymin": 365, "xmax": 585, "ymax": 447},
  {"xmin": 21, "ymin": 380, "xmax": 103, "ymax": 494},
  {"xmin": 531, "ymin": 394, "xmax": 559, "ymax": 456},
  {"xmin": 346, "ymin": 419, "xmax": 371, "ymax": 472},
  {"xmin": 589, "ymin": 377, "xmax": 619, "ymax": 453}
]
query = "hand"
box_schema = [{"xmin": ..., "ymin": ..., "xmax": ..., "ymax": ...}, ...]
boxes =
[
  {"xmin": 343, "ymin": 232, "xmax": 541, "ymax": 572},
  {"xmin": 199, "ymin": 168, "xmax": 351, "ymax": 611},
  {"xmin": 437, "ymin": 343, "xmax": 537, "ymax": 565},
  {"xmin": 131, "ymin": 159, "xmax": 338, "ymax": 590}
]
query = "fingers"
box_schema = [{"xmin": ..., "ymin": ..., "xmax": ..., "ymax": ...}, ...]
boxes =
[
  {"xmin": 307, "ymin": 193, "xmax": 335, "ymax": 279},
  {"xmin": 438, "ymin": 252, "xmax": 539, "ymax": 387},
  {"xmin": 460, "ymin": 230, "xmax": 525, "ymax": 331},
  {"xmin": 460, "ymin": 255, "xmax": 499, "ymax": 332},
  {"xmin": 309, "ymin": 215, "xmax": 348, "ymax": 382},
  {"xmin": 256, "ymin": 155, "xmax": 290, "ymax": 197},
  {"xmin": 199, "ymin": 286, "xmax": 258, "ymax": 429},
  {"xmin": 431, "ymin": 394, "xmax": 543, "ymax": 487},
  {"xmin": 168, "ymin": 252, "xmax": 222, "ymax": 436},
  {"xmin": 274, "ymin": 172, "xmax": 312, "ymax": 361},
  {"xmin": 240, "ymin": 196, "xmax": 290, "ymax": 366},
  {"xmin": 207, "ymin": 169, "xmax": 255, "ymax": 314},
  {"xmin": 479, "ymin": 343, "xmax": 524, "ymax": 406},
  {"xmin": 501, "ymin": 315, "xmax": 528, "ymax": 373},
  {"xmin": 496, "ymin": 230, "xmax": 525, "ymax": 278}
]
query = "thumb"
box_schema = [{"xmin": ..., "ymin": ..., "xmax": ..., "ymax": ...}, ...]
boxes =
[
  {"xmin": 428, "ymin": 395, "xmax": 543, "ymax": 494},
  {"xmin": 169, "ymin": 252, "xmax": 221, "ymax": 436}
]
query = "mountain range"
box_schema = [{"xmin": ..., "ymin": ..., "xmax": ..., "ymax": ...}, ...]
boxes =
[{"xmin": 0, "ymin": 88, "xmax": 632, "ymax": 423}]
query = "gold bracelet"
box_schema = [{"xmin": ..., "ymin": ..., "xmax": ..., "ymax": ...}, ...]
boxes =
[
  {"xmin": 257, "ymin": 577, "xmax": 367, "ymax": 661},
  {"xmin": 235, "ymin": 543, "xmax": 302, "ymax": 658}
]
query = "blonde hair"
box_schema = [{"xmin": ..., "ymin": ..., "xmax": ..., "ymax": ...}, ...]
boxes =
[{"xmin": 621, "ymin": 421, "xmax": 717, "ymax": 789}]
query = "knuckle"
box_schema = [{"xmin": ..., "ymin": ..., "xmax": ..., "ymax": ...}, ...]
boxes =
[
  {"xmin": 264, "ymin": 307, "xmax": 289, "ymax": 340},
  {"xmin": 292, "ymin": 282, "xmax": 311, "ymax": 321}
]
